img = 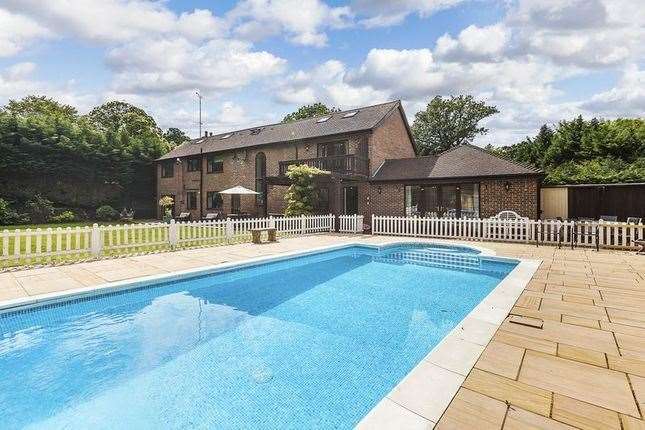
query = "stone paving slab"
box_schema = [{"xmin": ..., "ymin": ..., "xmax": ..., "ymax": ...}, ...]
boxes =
[{"xmin": 1, "ymin": 234, "xmax": 645, "ymax": 428}]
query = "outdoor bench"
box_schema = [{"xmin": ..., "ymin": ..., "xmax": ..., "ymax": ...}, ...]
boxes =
[{"xmin": 251, "ymin": 228, "xmax": 277, "ymax": 244}]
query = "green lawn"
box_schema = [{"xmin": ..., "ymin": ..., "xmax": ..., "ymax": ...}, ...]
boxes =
[
  {"xmin": 0, "ymin": 219, "xmax": 162, "ymax": 268},
  {"xmin": 1, "ymin": 219, "xmax": 157, "ymax": 231}
]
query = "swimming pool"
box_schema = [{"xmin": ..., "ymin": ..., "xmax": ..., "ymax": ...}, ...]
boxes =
[{"xmin": 0, "ymin": 243, "xmax": 517, "ymax": 429}]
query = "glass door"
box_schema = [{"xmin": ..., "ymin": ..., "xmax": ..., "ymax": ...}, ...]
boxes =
[
  {"xmin": 343, "ymin": 186, "xmax": 358, "ymax": 215},
  {"xmin": 440, "ymin": 186, "xmax": 458, "ymax": 218}
]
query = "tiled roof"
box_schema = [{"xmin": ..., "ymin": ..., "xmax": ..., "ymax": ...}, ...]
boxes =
[
  {"xmin": 372, "ymin": 144, "xmax": 542, "ymax": 181},
  {"xmin": 157, "ymin": 100, "xmax": 403, "ymax": 160}
]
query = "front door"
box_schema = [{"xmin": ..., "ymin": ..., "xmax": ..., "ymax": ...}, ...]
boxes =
[{"xmin": 343, "ymin": 186, "xmax": 358, "ymax": 215}]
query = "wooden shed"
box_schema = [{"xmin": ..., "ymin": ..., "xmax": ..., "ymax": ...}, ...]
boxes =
[{"xmin": 541, "ymin": 183, "xmax": 645, "ymax": 221}]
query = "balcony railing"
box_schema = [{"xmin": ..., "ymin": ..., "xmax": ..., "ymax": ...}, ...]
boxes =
[{"xmin": 278, "ymin": 154, "xmax": 369, "ymax": 176}]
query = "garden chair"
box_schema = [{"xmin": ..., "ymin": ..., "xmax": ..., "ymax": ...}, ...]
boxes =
[
  {"xmin": 571, "ymin": 220, "xmax": 600, "ymax": 251},
  {"xmin": 202, "ymin": 212, "xmax": 221, "ymax": 221},
  {"xmin": 176, "ymin": 212, "xmax": 191, "ymax": 222},
  {"xmin": 599, "ymin": 215, "xmax": 618, "ymax": 222}
]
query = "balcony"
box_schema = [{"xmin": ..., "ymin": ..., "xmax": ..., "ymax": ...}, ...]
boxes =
[{"xmin": 279, "ymin": 154, "xmax": 369, "ymax": 177}]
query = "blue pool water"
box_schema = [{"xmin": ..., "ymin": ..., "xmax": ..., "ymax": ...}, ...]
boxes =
[{"xmin": 0, "ymin": 244, "xmax": 516, "ymax": 429}]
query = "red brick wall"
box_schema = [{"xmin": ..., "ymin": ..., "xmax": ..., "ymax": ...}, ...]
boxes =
[
  {"xmin": 357, "ymin": 178, "xmax": 540, "ymax": 224},
  {"xmin": 361, "ymin": 183, "xmax": 405, "ymax": 223},
  {"xmin": 479, "ymin": 177, "xmax": 540, "ymax": 219},
  {"xmin": 368, "ymin": 107, "xmax": 416, "ymax": 175},
  {"xmin": 267, "ymin": 184, "xmax": 288, "ymax": 214}
]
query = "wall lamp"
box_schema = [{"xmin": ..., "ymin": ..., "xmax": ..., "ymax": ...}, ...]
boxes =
[{"xmin": 504, "ymin": 181, "xmax": 511, "ymax": 192}]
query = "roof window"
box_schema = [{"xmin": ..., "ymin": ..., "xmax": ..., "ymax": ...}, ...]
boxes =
[
  {"xmin": 342, "ymin": 111, "xmax": 358, "ymax": 118},
  {"xmin": 250, "ymin": 128, "xmax": 263, "ymax": 135},
  {"xmin": 316, "ymin": 116, "xmax": 331, "ymax": 123},
  {"xmin": 221, "ymin": 133, "xmax": 232, "ymax": 139}
]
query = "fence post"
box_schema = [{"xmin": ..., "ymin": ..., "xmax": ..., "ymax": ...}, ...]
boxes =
[
  {"xmin": 225, "ymin": 218, "xmax": 233, "ymax": 243},
  {"xmin": 329, "ymin": 214, "xmax": 334, "ymax": 232},
  {"xmin": 371, "ymin": 214, "xmax": 375, "ymax": 235},
  {"xmin": 91, "ymin": 223, "xmax": 102, "ymax": 257},
  {"xmin": 301, "ymin": 214, "xmax": 306, "ymax": 235},
  {"xmin": 269, "ymin": 216, "xmax": 275, "ymax": 229},
  {"xmin": 168, "ymin": 219, "xmax": 178, "ymax": 248}
]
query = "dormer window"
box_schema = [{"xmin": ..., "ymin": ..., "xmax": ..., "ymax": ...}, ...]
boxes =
[
  {"xmin": 342, "ymin": 111, "xmax": 358, "ymax": 118},
  {"xmin": 316, "ymin": 116, "xmax": 331, "ymax": 123}
]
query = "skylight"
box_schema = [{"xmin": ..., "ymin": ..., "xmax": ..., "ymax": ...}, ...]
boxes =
[
  {"xmin": 342, "ymin": 111, "xmax": 358, "ymax": 118},
  {"xmin": 221, "ymin": 133, "xmax": 232, "ymax": 139},
  {"xmin": 195, "ymin": 139, "xmax": 204, "ymax": 144},
  {"xmin": 316, "ymin": 116, "xmax": 331, "ymax": 123},
  {"xmin": 250, "ymin": 128, "xmax": 263, "ymax": 135}
]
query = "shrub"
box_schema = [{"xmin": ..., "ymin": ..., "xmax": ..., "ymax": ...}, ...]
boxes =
[
  {"xmin": 25, "ymin": 194, "xmax": 54, "ymax": 223},
  {"xmin": 50, "ymin": 210, "xmax": 77, "ymax": 223},
  {"xmin": 0, "ymin": 198, "xmax": 29, "ymax": 225},
  {"xmin": 284, "ymin": 164, "xmax": 329, "ymax": 216},
  {"xmin": 95, "ymin": 205, "xmax": 119, "ymax": 221}
]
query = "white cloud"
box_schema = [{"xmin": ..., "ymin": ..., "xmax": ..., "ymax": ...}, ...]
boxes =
[
  {"xmin": 436, "ymin": 24, "xmax": 511, "ymax": 62},
  {"xmin": 581, "ymin": 65, "xmax": 645, "ymax": 117},
  {"xmin": 352, "ymin": 0, "xmax": 464, "ymax": 28},
  {"xmin": 0, "ymin": 9, "xmax": 53, "ymax": 57},
  {"xmin": 507, "ymin": 0, "xmax": 645, "ymax": 68},
  {"xmin": 1, "ymin": 0, "xmax": 226, "ymax": 44},
  {"xmin": 107, "ymin": 38, "xmax": 286, "ymax": 94},
  {"xmin": 228, "ymin": 0, "xmax": 352, "ymax": 47},
  {"xmin": 274, "ymin": 60, "xmax": 389, "ymax": 108}
]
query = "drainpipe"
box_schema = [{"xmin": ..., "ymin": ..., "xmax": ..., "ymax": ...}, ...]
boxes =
[{"xmin": 199, "ymin": 147, "xmax": 204, "ymax": 220}]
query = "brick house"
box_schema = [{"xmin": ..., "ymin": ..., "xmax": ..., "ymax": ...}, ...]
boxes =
[{"xmin": 156, "ymin": 100, "xmax": 542, "ymax": 222}]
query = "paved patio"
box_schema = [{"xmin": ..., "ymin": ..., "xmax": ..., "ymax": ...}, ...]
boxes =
[{"xmin": 1, "ymin": 234, "xmax": 644, "ymax": 429}]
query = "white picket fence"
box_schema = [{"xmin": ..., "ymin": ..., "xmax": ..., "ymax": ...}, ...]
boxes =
[
  {"xmin": 339, "ymin": 214, "xmax": 364, "ymax": 233},
  {"xmin": 371, "ymin": 215, "xmax": 645, "ymax": 250},
  {"xmin": 0, "ymin": 214, "xmax": 335, "ymax": 268}
]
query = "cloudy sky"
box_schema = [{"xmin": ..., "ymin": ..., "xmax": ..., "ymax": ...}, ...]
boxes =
[{"xmin": 0, "ymin": 0, "xmax": 643, "ymax": 146}]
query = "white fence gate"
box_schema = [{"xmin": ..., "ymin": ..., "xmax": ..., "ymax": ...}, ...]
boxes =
[{"xmin": 339, "ymin": 215, "xmax": 364, "ymax": 233}]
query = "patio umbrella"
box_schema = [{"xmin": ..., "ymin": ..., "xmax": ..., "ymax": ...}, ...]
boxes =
[{"xmin": 219, "ymin": 186, "xmax": 259, "ymax": 195}]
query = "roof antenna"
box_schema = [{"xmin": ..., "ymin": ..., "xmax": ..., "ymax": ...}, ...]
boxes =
[{"xmin": 195, "ymin": 90, "xmax": 203, "ymax": 138}]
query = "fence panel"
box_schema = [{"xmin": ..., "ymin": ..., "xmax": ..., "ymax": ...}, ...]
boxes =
[
  {"xmin": 339, "ymin": 215, "xmax": 363, "ymax": 233},
  {"xmin": 0, "ymin": 214, "xmax": 338, "ymax": 269},
  {"xmin": 371, "ymin": 215, "xmax": 643, "ymax": 251}
]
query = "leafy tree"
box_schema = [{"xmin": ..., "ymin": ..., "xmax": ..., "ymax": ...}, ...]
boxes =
[
  {"xmin": 412, "ymin": 95, "xmax": 499, "ymax": 155},
  {"xmin": 494, "ymin": 117, "xmax": 645, "ymax": 184},
  {"xmin": 163, "ymin": 127, "xmax": 190, "ymax": 147},
  {"xmin": 284, "ymin": 165, "xmax": 329, "ymax": 216},
  {"xmin": 2, "ymin": 95, "xmax": 78, "ymax": 119},
  {"xmin": 493, "ymin": 125, "xmax": 553, "ymax": 169},
  {"xmin": 0, "ymin": 95, "xmax": 173, "ymax": 218},
  {"xmin": 282, "ymin": 102, "xmax": 340, "ymax": 123}
]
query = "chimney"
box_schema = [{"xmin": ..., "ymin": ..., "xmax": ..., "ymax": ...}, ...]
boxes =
[
  {"xmin": 204, "ymin": 131, "xmax": 208, "ymax": 137},
  {"xmin": 209, "ymin": 132, "xmax": 213, "ymax": 137}
]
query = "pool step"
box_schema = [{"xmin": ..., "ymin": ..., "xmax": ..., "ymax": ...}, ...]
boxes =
[{"xmin": 376, "ymin": 250, "xmax": 482, "ymax": 271}]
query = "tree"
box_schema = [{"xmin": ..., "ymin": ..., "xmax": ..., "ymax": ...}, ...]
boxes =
[
  {"xmin": 493, "ymin": 124, "xmax": 553, "ymax": 169},
  {"xmin": 412, "ymin": 95, "xmax": 499, "ymax": 155},
  {"xmin": 0, "ymin": 95, "xmax": 172, "ymax": 218},
  {"xmin": 2, "ymin": 95, "xmax": 78, "ymax": 119},
  {"xmin": 284, "ymin": 165, "xmax": 329, "ymax": 215},
  {"xmin": 163, "ymin": 127, "xmax": 190, "ymax": 147},
  {"xmin": 282, "ymin": 102, "xmax": 340, "ymax": 123},
  {"xmin": 492, "ymin": 117, "xmax": 645, "ymax": 185}
]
